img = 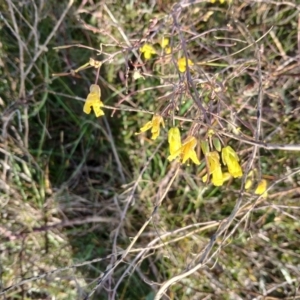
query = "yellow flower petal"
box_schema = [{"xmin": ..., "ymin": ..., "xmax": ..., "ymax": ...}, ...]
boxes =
[
  {"xmin": 168, "ymin": 149, "xmax": 182, "ymax": 162},
  {"xmin": 221, "ymin": 146, "xmax": 243, "ymax": 178},
  {"xmin": 92, "ymin": 101, "xmax": 105, "ymax": 117},
  {"xmin": 202, "ymin": 174, "xmax": 208, "ymax": 182},
  {"xmin": 160, "ymin": 37, "xmax": 169, "ymax": 49},
  {"xmin": 151, "ymin": 129, "xmax": 160, "ymax": 140},
  {"xmin": 83, "ymin": 84, "xmax": 104, "ymax": 117},
  {"xmin": 89, "ymin": 84, "xmax": 101, "ymax": 95},
  {"xmin": 136, "ymin": 115, "xmax": 164, "ymax": 140},
  {"xmin": 212, "ymin": 170, "xmax": 224, "ymax": 186},
  {"xmin": 177, "ymin": 57, "xmax": 194, "ymax": 72},
  {"xmin": 139, "ymin": 121, "xmax": 153, "ymax": 133},
  {"xmin": 203, "ymin": 171, "xmax": 229, "ymax": 185},
  {"xmin": 167, "ymin": 135, "xmax": 200, "ymax": 165},
  {"xmin": 255, "ymin": 179, "xmax": 268, "ymax": 197},
  {"xmin": 189, "ymin": 151, "xmax": 201, "ymax": 165},
  {"xmin": 181, "ymin": 136, "xmax": 200, "ymax": 165},
  {"xmin": 168, "ymin": 127, "xmax": 182, "ymax": 161},
  {"xmin": 206, "ymin": 151, "xmax": 224, "ymax": 186},
  {"xmin": 83, "ymin": 101, "xmax": 92, "ymax": 115},
  {"xmin": 165, "ymin": 46, "xmax": 171, "ymax": 54},
  {"xmin": 151, "ymin": 116, "xmax": 164, "ymax": 140},
  {"xmin": 245, "ymin": 179, "xmax": 253, "ymax": 190}
]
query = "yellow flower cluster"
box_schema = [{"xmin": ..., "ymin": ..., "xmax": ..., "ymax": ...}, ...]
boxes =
[
  {"xmin": 78, "ymin": 32, "xmax": 257, "ymax": 193},
  {"xmin": 168, "ymin": 128, "xmax": 200, "ymax": 165},
  {"xmin": 203, "ymin": 146, "xmax": 243, "ymax": 186},
  {"xmin": 136, "ymin": 121, "xmax": 243, "ymax": 186},
  {"xmin": 83, "ymin": 84, "xmax": 104, "ymax": 117},
  {"xmin": 139, "ymin": 41, "xmax": 196, "ymax": 74}
]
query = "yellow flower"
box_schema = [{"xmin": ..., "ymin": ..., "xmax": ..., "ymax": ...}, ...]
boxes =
[
  {"xmin": 221, "ymin": 146, "xmax": 243, "ymax": 178},
  {"xmin": 181, "ymin": 136, "xmax": 200, "ymax": 165},
  {"xmin": 165, "ymin": 47, "xmax": 171, "ymax": 54},
  {"xmin": 137, "ymin": 115, "xmax": 164, "ymax": 140},
  {"xmin": 140, "ymin": 43, "xmax": 156, "ymax": 60},
  {"xmin": 245, "ymin": 179, "xmax": 253, "ymax": 190},
  {"xmin": 206, "ymin": 151, "xmax": 224, "ymax": 186},
  {"xmin": 177, "ymin": 57, "xmax": 194, "ymax": 72},
  {"xmin": 168, "ymin": 127, "xmax": 182, "ymax": 160},
  {"xmin": 255, "ymin": 179, "xmax": 268, "ymax": 197},
  {"xmin": 83, "ymin": 84, "xmax": 104, "ymax": 117},
  {"xmin": 168, "ymin": 135, "xmax": 200, "ymax": 165},
  {"xmin": 160, "ymin": 37, "xmax": 169, "ymax": 49}
]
